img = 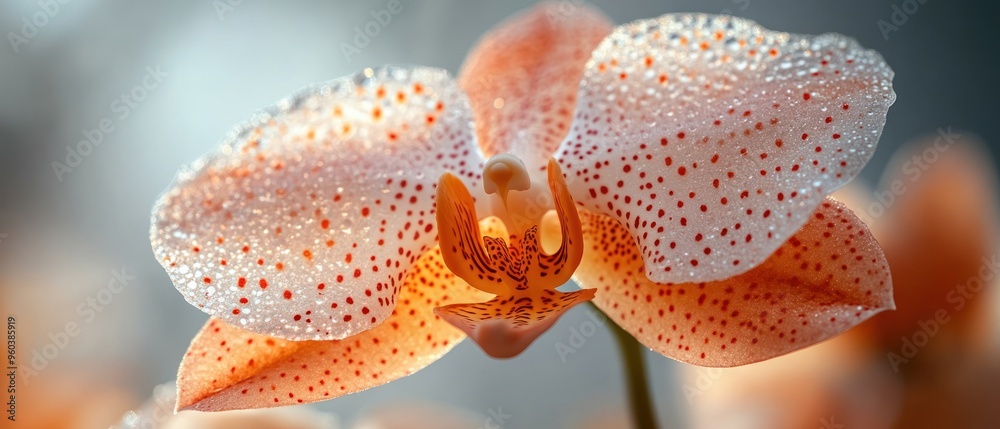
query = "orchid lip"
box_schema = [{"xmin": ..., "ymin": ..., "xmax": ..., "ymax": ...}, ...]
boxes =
[{"xmin": 433, "ymin": 156, "xmax": 592, "ymax": 358}]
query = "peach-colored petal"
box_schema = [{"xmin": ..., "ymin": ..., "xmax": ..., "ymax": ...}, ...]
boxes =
[
  {"xmin": 175, "ymin": 222, "xmax": 499, "ymax": 411},
  {"xmin": 831, "ymin": 179, "xmax": 877, "ymax": 227},
  {"xmin": 151, "ymin": 67, "xmax": 485, "ymax": 341},
  {"xmin": 556, "ymin": 14, "xmax": 895, "ymax": 284},
  {"xmin": 578, "ymin": 198, "xmax": 893, "ymax": 366},
  {"xmin": 865, "ymin": 137, "xmax": 999, "ymax": 350},
  {"xmin": 432, "ymin": 160, "xmax": 592, "ymax": 358},
  {"xmin": 458, "ymin": 2, "xmax": 612, "ymax": 173}
]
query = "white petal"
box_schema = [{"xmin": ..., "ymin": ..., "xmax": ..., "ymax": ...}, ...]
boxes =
[
  {"xmin": 556, "ymin": 14, "xmax": 894, "ymax": 283},
  {"xmin": 151, "ymin": 67, "xmax": 484, "ymax": 340}
]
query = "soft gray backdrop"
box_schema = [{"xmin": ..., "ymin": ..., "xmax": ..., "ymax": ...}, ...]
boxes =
[{"xmin": 0, "ymin": 0, "xmax": 995, "ymax": 427}]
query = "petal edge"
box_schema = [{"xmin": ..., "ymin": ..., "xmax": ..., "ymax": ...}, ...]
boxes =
[
  {"xmin": 579, "ymin": 198, "xmax": 893, "ymax": 367},
  {"xmin": 557, "ymin": 14, "xmax": 895, "ymax": 284}
]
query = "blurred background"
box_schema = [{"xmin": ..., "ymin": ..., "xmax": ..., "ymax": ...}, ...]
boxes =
[{"xmin": 0, "ymin": 0, "xmax": 996, "ymax": 428}]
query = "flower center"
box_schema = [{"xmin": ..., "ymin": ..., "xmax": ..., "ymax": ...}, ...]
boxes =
[
  {"xmin": 431, "ymin": 156, "xmax": 592, "ymax": 358},
  {"xmin": 437, "ymin": 156, "xmax": 584, "ymax": 293}
]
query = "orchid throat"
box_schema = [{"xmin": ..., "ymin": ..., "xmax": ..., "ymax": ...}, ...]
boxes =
[{"xmin": 432, "ymin": 156, "xmax": 593, "ymax": 358}]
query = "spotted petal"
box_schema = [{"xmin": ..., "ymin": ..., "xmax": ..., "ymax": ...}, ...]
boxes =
[
  {"xmin": 555, "ymin": 14, "xmax": 895, "ymax": 283},
  {"xmin": 578, "ymin": 198, "xmax": 893, "ymax": 366},
  {"xmin": 458, "ymin": 2, "xmax": 612, "ymax": 173},
  {"xmin": 175, "ymin": 222, "xmax": 498, "ymax": 411},
  {"xmin": 151, "ymin": 67, "xmax": 485, "ymax": 340}
]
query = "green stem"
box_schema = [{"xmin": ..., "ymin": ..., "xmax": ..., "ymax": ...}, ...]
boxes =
[{"xmin": 597, "ymin": 303, "xmax": 659, "ymax": 429}]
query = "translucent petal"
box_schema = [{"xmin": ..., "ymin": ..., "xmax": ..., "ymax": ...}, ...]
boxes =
[
  {"xmin": 578, "ymin": 198, "xmax": 893, "ymax": 366},
  {"xmin": 555, "ymin": 14, "xmax": 895, "ymax": 283},
  {"xmin": 151, "ymin": 66, "xmax": 485, "ymax": 340},
  {"xmin": 459, "ymin": 3, "xmax": 612, "ymax": 174},
  {"xmin": 175, "ymin": 222, "xmax": 498, "ymax": 411}
]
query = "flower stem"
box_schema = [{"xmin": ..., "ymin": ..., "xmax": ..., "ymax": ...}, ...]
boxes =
[{"xmin": 599, "ymin": 303, "xmax": 659, "ymax": 429}]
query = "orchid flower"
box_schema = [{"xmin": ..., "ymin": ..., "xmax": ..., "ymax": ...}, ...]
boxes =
[
  {"xmin": 853, "ymin": 138, "xmax": 1000, "ymax": 428},
  {"xmin": 860, "ymin": 138, "xmax": 999, "ymax": 357},
  {"xmin": 683, "ymin": 328, "xmax": 905, "ymax": 429},
  {"xmin": 150, "ymin": 4, "xmax": 895, "ymax": 411},
  {"xmin": 684, "ymin": 137, "xmax": 1000, "ymax": 429}
]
